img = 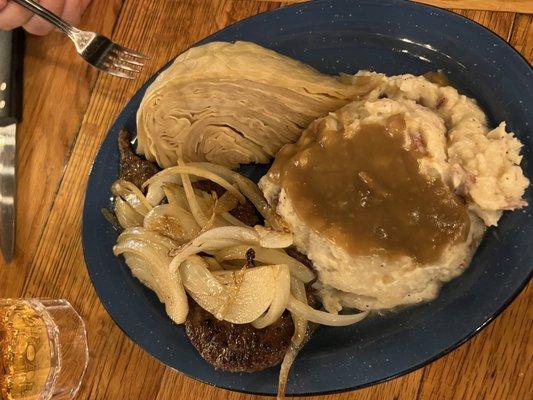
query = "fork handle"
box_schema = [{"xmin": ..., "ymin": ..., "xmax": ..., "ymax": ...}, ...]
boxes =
[{"xmin": 13, "ymin": 0, "xmax": 77, "ymax": 36}]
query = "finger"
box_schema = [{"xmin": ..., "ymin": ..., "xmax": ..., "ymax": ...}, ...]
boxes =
[
  {"xmin": 0, "ymin": 1, "xmax": 33, "ymax": 31},
  {"xmin": 23, "ymin": 0, "xmax": 67, "ymax": 36}
]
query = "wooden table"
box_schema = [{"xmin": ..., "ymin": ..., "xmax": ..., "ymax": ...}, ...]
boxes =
[{"xmin": 0, "ymin": 1, "xmax": 531, "ymax": 399}]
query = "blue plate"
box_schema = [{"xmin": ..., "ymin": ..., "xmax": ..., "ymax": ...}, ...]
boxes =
[{"xmin": 82, "ymin": 0, "xmax": 532, "ymax": 396}]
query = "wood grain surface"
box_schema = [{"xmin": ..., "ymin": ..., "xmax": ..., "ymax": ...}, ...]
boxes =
[{"xmin": 0, "ymin": 1, "xmax": 531, "ymax": 399}]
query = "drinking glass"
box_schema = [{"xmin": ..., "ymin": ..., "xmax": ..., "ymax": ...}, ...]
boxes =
[{"xmin": 0, "ymin": 299, "xmax": 88, "ymax": 400}]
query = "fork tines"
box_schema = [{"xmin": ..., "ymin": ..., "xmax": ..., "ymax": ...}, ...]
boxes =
[{"xmin": 103, "ymin": 45, "xmax": 150, "ymax": 79}]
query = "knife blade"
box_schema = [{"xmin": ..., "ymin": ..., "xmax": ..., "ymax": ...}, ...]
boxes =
[{"xmin": 0, "ymin": 29, "xmax": 24, "ymax": 262}]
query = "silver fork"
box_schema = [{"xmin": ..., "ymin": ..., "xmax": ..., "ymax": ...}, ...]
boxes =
[{"xmin": 13, "ymin": 0, "xmax": 149, "ymax": 79}]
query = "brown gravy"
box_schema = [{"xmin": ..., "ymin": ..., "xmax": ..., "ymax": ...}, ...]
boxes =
[
  {"xmin": 423, "ymin": 70, "xmax": 450, "ymax": 87},
  {"xmin": 269, "ymin": 115, "xmax": 469, "ymax": 264}
]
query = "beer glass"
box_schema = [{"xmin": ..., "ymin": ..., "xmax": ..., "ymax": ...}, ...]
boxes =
[{"xmin": 0, "ymin": 299, "xmax": 88, "ymax": 400}]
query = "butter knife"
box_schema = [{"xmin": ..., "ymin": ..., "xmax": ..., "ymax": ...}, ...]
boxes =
[{"xmin": 0, "ymin": 29, "xmax": 23, "ymax": 262}]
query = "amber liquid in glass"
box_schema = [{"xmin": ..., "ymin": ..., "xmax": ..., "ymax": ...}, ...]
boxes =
[{"xmin": 0, "ymin": 301, "xmax": 57, "ymax": 400}]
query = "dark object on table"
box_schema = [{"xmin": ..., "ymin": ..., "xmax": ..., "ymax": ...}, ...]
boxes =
[{"xmin": 0, "ymin": 28, "xmax": 24, "ymax": 262}]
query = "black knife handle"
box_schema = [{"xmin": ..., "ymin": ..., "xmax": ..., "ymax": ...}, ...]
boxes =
[{"xmin": 0, "ymin": 29, "xmax": 24, "ymax": 127}]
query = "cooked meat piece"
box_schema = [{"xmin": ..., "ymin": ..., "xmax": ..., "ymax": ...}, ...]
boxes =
[
  {"xmin": 185, "ymin": 299, "xmax": 294, "ymax": 372},
  {"xmin": 192, "ymin": 181, "xmax": 259, "ymax": 226},
  {"xmin": 192, "ymin": 180, "xmax": 225, "ymax": 197},
  {"xmin": 184, "ymin": 181, "xmax": 306, "ymax": 372},
  {"xmin": 227, "ymin": 200, "xmax": 258, "ymax": 227},
  {"xmin": 117, "ymin": 130, "xmax": 308, "ymax": 373},
  {"xmin": 118, "ymin": 128, "xmax": 160, "ymax": 189},
  {"xmin": 285, "ymin": 247, "xmax": 313, "ymax": 269}
]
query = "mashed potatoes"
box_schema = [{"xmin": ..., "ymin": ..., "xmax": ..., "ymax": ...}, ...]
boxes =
[
  {"xmin": 260, "ymin": 73, "xmax": 528, "ymax": 311},
  {"xmin": 381, "ymin": 74, "xmax": 528, "ymax": 226}
]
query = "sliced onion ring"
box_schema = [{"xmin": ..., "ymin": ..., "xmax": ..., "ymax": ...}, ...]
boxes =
[
  {"xmin": 179, "ymin": 159, "xmax": 210, "ymax": 228},
  {"xmin": 112, "ymin": 180, "xmax": 152, "ymax": 216},
  {"xmin": 252, "ymin": 264, "xmax": 291, "ymax": 329},
  {"xmin": 278, "ymin": 277, "xmax": 309, "ymax": 399},
  {"xmin": 169, "ymin": 226, "xmax": 293, "ymax": 274},
  {"xmin": 114, "ymin": 237, "xmax": 188, "ymax": 324},
  {"xmin": 287, "ymin": 296, "xmax": 368, "ymax": 326},
  {"xmin": 143, "ymin": 165, "xmax": 246, "ymax": 204},
  {"xmin": 115, "ymin": 197, "xmax": 143, "ymax": 228},
  {"xmin": 215, "ymin": 245, "xmax": 314, "ymax": 283},
  {"xmin": 182, "ymin": 260, "xmax": 277, "ymax": 324}
]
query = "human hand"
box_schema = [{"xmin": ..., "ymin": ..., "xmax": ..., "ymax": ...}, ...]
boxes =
[{"xmin": 0, "ymin": 0, "xmax": 92, "ymax": 35}]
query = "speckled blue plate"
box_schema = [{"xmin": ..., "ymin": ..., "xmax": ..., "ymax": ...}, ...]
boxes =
[{"xmin": 82, "ymin": 0, "xmax": 532, "ymax": 396}]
